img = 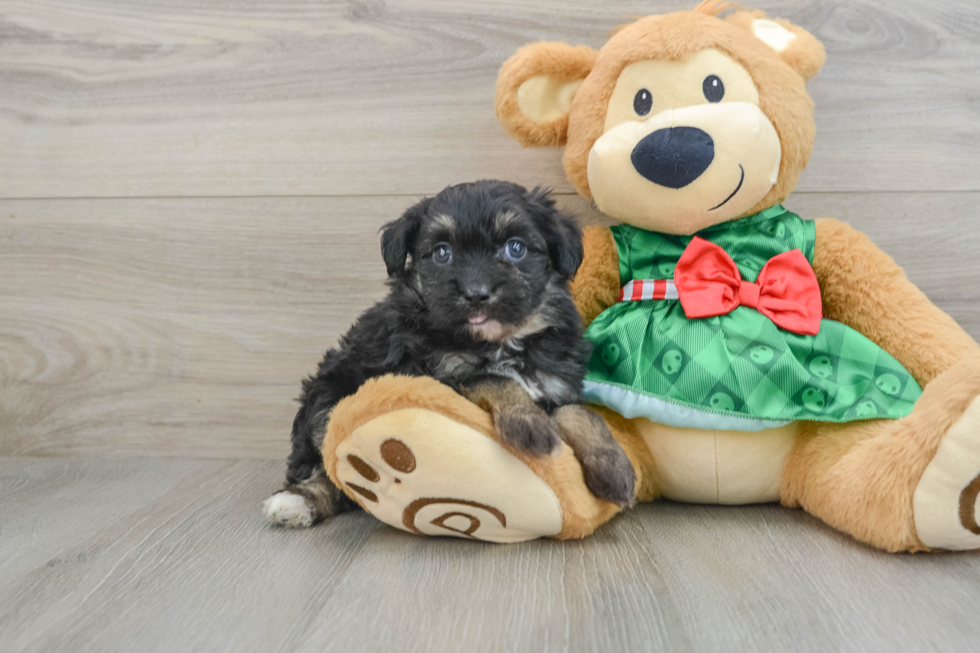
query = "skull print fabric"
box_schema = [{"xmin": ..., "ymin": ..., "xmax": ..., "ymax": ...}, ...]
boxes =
[{"xmin": 582, "ymin": 205, "xmax": 922, "ymax": 430}]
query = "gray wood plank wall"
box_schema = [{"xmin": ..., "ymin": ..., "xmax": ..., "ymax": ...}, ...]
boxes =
[{"xmin": 2, "ymin": 0, "xmax": 979, "ymax": 462}]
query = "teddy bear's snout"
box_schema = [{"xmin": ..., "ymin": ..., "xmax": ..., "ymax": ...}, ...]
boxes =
[{"xmin": 630, "ymin": 126, "xmax": 715, "ymax": 189}]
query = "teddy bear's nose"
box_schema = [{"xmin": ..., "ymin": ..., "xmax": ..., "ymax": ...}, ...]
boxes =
[{"xmin": 631, "ymin": 126, "xmax": 715, "ymax": 189}]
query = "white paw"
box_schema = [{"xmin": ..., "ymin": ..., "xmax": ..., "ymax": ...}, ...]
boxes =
[
  {"xmin": 914, "ymin": 395, "xmax": 980, "ymax": 550},
  {"xmin": 262, "ymin": 491, "xmax": 314, "ymax": 528}
]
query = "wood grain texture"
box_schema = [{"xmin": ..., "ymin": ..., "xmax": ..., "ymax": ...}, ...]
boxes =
[
  {"xmin": 1, "ymin": 0, "xmax": 978, "ymax": 199},
  {"xmin": 0, "ymin": 457, "xmax": 978, "ymax": 653},
  {"xmin": 2, "ymin": 192, "xmax": 979, "ymax": 458}
]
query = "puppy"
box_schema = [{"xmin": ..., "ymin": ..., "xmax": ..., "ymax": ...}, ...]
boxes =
[{"xmin": 263, "ymin": 180, "xmax": 635, "ymax": 528}]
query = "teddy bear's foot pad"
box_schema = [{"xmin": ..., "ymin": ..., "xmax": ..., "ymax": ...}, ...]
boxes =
[
  {"xmin": 914, "ymin": 395, "xmax": 980, "ymax": 550},
  {"xmin": 333, "ymin": 408, "xmax": 564, "ymax": 543}
]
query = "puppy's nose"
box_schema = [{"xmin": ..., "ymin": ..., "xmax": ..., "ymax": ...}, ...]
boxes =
[
  {"xmin": 463, "ymin": 285, "xmax": 492, "ymax": 304},
  {"xmin": 631, "ymin": 126, "xmax": 714, "ymax": 189}
]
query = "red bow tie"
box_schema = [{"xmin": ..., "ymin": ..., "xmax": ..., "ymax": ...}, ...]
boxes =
[{"xmin": 673, "ymin": 237, "xmax": 823, "ymax": 336}]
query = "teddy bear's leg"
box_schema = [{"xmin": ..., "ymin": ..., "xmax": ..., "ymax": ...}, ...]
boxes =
[
  {"xmin": 321, "ymin": 375, "xmax": 650, "ymax": 542},
  {"xmin": 781, "ymin": 352, "xmax": 980, "ymax": 552},
  {"xmin": 782, "ymin": 218, "xmax": 980, "ymax": 551}
]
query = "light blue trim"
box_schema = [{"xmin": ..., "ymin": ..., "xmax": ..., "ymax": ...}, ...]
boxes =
[{"xmin": 583, "ymin": 381, "xmax": 791, "ymax": 432}]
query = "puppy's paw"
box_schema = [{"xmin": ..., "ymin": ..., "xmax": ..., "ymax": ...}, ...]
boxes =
[
  {"xmin": 495, "ymin": 407, "xmax": 562, "ymax": 457},
  {"xmin": 262, "ymin": 490, "xmax": 314, "ymax": 528},
  {"xmin": 579, "ymin": 446, "xmax": 636, "ymax": 508}
]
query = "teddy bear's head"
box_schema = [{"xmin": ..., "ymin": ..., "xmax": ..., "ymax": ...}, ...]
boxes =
[{"xmin": 495, "ymin": 1, "xmax": 826, "ymax": 235}]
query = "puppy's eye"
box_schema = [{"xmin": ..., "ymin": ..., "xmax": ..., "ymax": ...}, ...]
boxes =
[
  {"xmin": 703, "ymin": 75, "xmax": 724, "ymax": 102},
  {"xmin": 432, "ymin": 243, "xmax": 453, "ymax": 265},
  {"xmin": 634, "ymin": 89, "xmax": 652, "ymax": 116},
  {"xmin": 504, "ymin": 238, "xmax": 526, "ymax": 261}
]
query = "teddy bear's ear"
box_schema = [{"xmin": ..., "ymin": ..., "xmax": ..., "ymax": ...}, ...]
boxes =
[
  {"xmin": 726, "ymin": 12, "xmax": 827, "ymax": 81},
  {"xmin": 495, "ymin": 42, "xmax": 598, "ymax": 147}
]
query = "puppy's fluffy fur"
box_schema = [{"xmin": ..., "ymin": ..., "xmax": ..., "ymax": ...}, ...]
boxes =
[{"xmin": 264, "ymin": 181, "xmax": 634, "ymax": 527}]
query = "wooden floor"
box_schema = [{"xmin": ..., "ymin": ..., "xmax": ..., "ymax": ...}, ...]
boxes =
[
  {"xmin": 2, "ymin": 0, "xmax": 979, "ymax": 651},
  {"xmin": 1, "ymin": 457, "xmax": 978, "ymax": 653}
]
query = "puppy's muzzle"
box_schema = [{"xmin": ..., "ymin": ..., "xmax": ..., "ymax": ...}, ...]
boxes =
[
  {"xmin": 463, "ymin": 284, "xmax": 492, "ymax": 306},
  {"xmin": 630, "ymin": 126, "xmax": 715, "ymax": 189}
]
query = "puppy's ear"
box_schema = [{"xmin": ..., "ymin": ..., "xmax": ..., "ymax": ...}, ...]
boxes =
[
  {"xmin": 380, "ymin": 197, "xmax": 431, "ymax": 277},
  {"xmin": 524, "ymin": 187, "xmax": 583, "ymax": 280}
]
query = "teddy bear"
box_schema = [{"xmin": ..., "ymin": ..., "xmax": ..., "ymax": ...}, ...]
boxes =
[{"xmin": 320, "ymin": 1, "xmax": 980, "ymax": 552}]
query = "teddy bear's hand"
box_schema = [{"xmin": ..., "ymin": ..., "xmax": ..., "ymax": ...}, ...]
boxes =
[
  {"xmin": 813, "ymin": 218, "xmax": 980, "ymax": 385},
  {"xmin": 494, "ymin": 406, "xmax": 563, "ymax": 457},
  {"xmin": 570, "ymin": 226, "xmax": 622, "ymax": 326}
]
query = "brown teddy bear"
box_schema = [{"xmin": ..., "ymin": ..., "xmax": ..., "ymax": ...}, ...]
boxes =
[{"xmin": 321, "ymin": 2, "xmax": 980, "ymax": 552}]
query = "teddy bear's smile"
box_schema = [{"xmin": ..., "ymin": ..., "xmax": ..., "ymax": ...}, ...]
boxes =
[{"xmin": 709, "ymin": 163, "xmax": 744, "ymax": 211}]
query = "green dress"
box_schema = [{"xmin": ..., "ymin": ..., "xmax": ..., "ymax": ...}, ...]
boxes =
[{"xmin": 582, "ymin": 205, "xmax": 922, "ymax": 431}]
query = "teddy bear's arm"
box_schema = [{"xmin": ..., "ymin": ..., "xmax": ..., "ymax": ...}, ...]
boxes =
[
  {"xmin": 813, "ymin": 218, "xmax": 980, "ymax": 385},
  {"xmin": 570, "ymin": 225, "xmax": 621, "ymax": 326}
]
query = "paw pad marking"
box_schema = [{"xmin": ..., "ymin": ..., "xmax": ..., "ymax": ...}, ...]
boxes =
[
  {"xmin": 333, "ymin": 408, "xmax": 563, "ymax": 543},
  {"xmin": 348, "ymin": 441, "xmax": 509, "ymax": 535},
  {"xmin": 402, "ymin": 497, "xmax": 507, "ymax": 538},
  {"xmin": 380, "ymin": 438, "xmax": 416, "ymax": 473},
  {"xmin": 347, "ymin": 454, "xmax": 379, "ymax": 482},
  {"xmin": 913, "ymin": 395, "xmax": 980, "ymax": 550},
  {"xmin": 959, "ymin": 473, "xmax": 980, "ymax": 535},
  {"xmin": 346, "ymin": 483, "xmax": 378, "ymax": 503},
  {"xmin": 431, "ymin": 513, "xmax": 481, "ymax": 536}
]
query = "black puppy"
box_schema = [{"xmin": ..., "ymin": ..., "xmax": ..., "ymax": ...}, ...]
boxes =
[{"xmin": 263, "ymin": 180, "xmax": 635, "ymax": 527}]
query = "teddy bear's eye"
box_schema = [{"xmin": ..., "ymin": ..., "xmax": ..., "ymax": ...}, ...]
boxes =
[
  {"xmin": 703, "ymin": 75, "xmax": 725, "ymax": 102},
  {"xmin": 633, "ymin": 89, "xmax": 653, "ymax": 116}
]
